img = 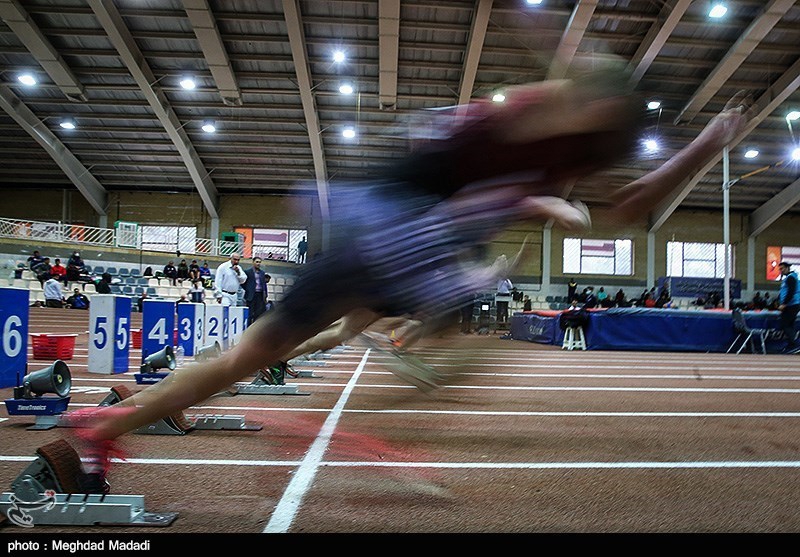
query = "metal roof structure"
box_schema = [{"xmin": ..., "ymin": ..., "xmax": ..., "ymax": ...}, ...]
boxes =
[{"xmin": 0, "ymin": 0, "xmax": 798, "ymax": 235}]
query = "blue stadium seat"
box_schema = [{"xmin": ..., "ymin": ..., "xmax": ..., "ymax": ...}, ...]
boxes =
[
  {"xmin": 146, "ymin": 287, "xmax": 157, "ymax": 296},
  {"xmin": 110, "ymin": 284, "xmax": 122, "ymax": 294},
  {"xmin": 125, "ymin": 277, "xmax": 137, "ymax": 285},
  {"xmin": 130, "ymin": 268, "xmax": 142, "ymax": 278},
  {"xmin": 117, "ymin": 268, "xmax": 130, "ymax": 278},
  {"xmin": 93, "ymin": 266, "xmax": 104, "ymax": 274},
  {"xmin": 106, "ymin": 267, "xmax": 118, "ymax": 276},
  {"xmin": 84, "ymin": 265, "xmax": 92, "ymax": 274},
  {"xmin": 121, "ymin": 285, "xmax": 133, "ymax": 295},
  {"xmin": 134, "ymin": 286, "xmax": 144, "ymax": 295},
  {"xmin": 137, "ymin": 277, "xmax": 149, "ymax": 286}
]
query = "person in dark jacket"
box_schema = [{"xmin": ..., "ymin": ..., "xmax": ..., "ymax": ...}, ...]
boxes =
[{"xmin": 778, "ymin": 261, "xmax": 800, "ymax": 353}]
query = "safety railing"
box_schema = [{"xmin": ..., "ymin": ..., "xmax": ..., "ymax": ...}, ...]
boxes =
[{"xmin": 0, "ymin": 217, "xmax": 246, "ymax": 258}]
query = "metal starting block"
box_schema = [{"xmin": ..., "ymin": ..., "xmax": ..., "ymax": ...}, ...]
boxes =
[
  {"xmin": 100, "ymin": 385, "xmax": 262, "ymax": 435},
  {"xmin": 229, "ymin": 367, "xmax": 310, "ymax": 396},
  {"xmin": 0, "ymin": 440, "xmax": 176, "ymax": 527}
]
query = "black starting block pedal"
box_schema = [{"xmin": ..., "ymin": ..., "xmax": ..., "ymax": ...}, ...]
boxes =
[{"xmin": 0, "ymin": 440, "xmax": 176, "ymax": 527}]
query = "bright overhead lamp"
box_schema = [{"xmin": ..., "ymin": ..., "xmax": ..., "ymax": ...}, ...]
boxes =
[
  {"xmin": 744, "ymin": 149, "xmax": 759, "ymax": 159},
  {"xmin": 59, "ymin": 119, "xmax": 76, "ymax": 130},
  {"xmin": 332, "ymin": 50, "xmax": 346, "ymax": 64},
  {"xmin": 526, "ymin": 0, "xmax": 544, "ymax": 4},
  {"xmin": 17, "ymin": 74, "xmax": 36, "ymax": 86},
  {"xmin": 492, "ymin": 93, "xmax": 506, "ymax": 103},
  {"xmin": 792, "ymin": 147, "xmax": 800, "ymax": 161},
  {"xmin": 339, "ymin": 83, "xmax": 354, "ymax": 95},
  {"xmin": 201, "ymin": 121, "xmax": 216, "ymax": 133},
  {"xmin": 647, "ymin": 101, "xmax": 661, "ymax": 110},
  {"xmin": 342, "ymin": 126, "xmax": 356, "ymax": 139},
  {"xmin": 708, "ymin": 3, "xmax": 727, "ymax": 18},
  {"xmin": 179, "ymin": 77, "xmax": 196, "ymax": 90},
  {"xmin": 787, "ymin": 111, "xmax": 800, "ymax": 122}
]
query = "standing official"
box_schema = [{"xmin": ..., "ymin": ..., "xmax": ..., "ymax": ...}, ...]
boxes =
[
  {"xmin": 778, "ymin": 261, "xmax": 800, "ymax": 353},
  {"xmin": 244, "ymin": 257, "xmax": 271, "ymax": 324},
  {"xmin": 214, "ymin": 253, "xmax": 246, "ymax": 307}
]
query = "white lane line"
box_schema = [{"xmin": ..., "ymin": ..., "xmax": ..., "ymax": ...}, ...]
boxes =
[
  {"xmin": 56, "ymin": 403, "xmax": 800, "ymax": 418},
  {"xmin": 262, "ymin": 349, "xmax": 370, "ymax": 534},
  {"xmin": 2, "ymin": 455, "xmax": 799, "ymax": 471}
]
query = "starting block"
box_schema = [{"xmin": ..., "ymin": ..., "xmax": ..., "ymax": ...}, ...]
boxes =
[
  {"xmin": 0, "ymin": 439, "xmax": 176, "ymax": 527},
  {"xmin": 229, "ymin": 364, "xmax": 310, "ymax": 396},
  {"xmin": 3, "ymin": 360, "xmax": 73, "ymax": 430},
  {"xmin": 100, "ymin": 385, "xmax": 262, "ymax": 435}
]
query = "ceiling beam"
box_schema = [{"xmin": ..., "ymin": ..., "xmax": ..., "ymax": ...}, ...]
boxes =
[
  {"xmin": 750, "ymin": 177, "xmax": 800, "ymax": 237},
  {"xmin": 673, "ymin": 0, "xmax": 795, "ymax": 125},
  {"xmin": 546, "ymin": 0, "xmax": 598, "ymax": 80},
  {"xmin": 378, "ymin": 0, "xmax": 400, "ymax": 110},
  {"xmin": 649, "ymin": 55, "xmax": 800, "ymax": 233},
  {"xmin": 0, "ymin": 84, "xmax": 106, "ymax": 214},
  {"xmin": 457, "ymin": 0, "xmax": 492, "ymax": 105},
  {"xmin": 627, "ymin": 0, "xmax": 691, "ymax": 85},
  {"xmin": 0, "ymin": 0, "xmax": 87, "ymax": 102},
  {"xmin": 281, "ymin": 0, "xmax": 329, "ymax": 238},
  {"xmin": 87, "ymin": 0, "xmax": 219, "ymax": 219},
  {"xmin": 181, "ymin": 0, "xmax": 242, "ymax": 107}
]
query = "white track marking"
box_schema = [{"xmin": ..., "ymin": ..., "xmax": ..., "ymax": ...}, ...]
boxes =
[
  {"xmin": 262, "ymin": 349, "xmax": 370, "ymax": 534},
  {"xmin": 2, "ymin": 455, "xmax": 800, "ymax": 471}
]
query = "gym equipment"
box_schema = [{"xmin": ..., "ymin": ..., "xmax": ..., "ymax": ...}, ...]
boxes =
[
  {"xmin": 4, "ymin": 361, "xmax": 72, "ymax": 430},
  {"xmin": 0, "ymin": 439, "xmax": 176, "ymax": 527},
  {"xmin": 101, "ymin": 384, "xmax": 262, "ymax": 434}
]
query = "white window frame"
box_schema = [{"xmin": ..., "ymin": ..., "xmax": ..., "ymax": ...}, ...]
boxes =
[{"xmin": 562, "ymin": 238, "xmax": 633, "ymax": 276}]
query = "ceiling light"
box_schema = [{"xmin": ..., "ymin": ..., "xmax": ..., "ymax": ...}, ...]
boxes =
[
  {"xmin": 339, "ymin": 83, "xmax": 354, "ymax": 95},
  {"xmin": 744, "ymin": 149, "xmax": 759, "ymax": 159},
  {"xmin": 179, "ymin": 77, "xmax": 196, "ymax": 90},
  {"xmin": 647, "ymin": 101, "xmax": 661, "ymax": 110},
  {"xmin": 787, "ymin": 111, "xmax": 800, "ymax": 122},
  {"xmin": 59, "ymin": 119, "xmax": 76, "ymax": 130},
  {"xmin": 492, "ymin": 93, "xmax": 506, "ymax": 103},
  {"xmin": 17, "ymin": 74, "xmax": 36, "ymax": 86},
  {"xmin": 201, "ymin": 121, "xmax": 216, "ymax": 133},
  {"xmin": 342, "ymin": 127, "xmax": 356, "ymax": 139},
  {"xmin": 792, "ymin": 147, "xmax": 800, "ymax": 161},
  {"xmin": 643, "ymin": 139, "xmax": 659, "ymax": 152},
  {"xmin": 708, "ymin": 3, "xmax": 727, "ymax": 18},
  {"xmin": 526, "ymin": 0, "xmax": 544, "ymax": 4},
  {"xmin": 332, "ymin": 50, "xmax": 346, "ymax": 63}
]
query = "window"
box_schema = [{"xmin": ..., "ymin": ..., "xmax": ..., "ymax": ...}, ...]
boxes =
[
  {"xmin": 667, "ymin": 241, "xmax": 732, "ymax": 278},
  {"xmin": 563, "ymin": 238, "xmax": 632, "ymax": 275},
  {"xmin": 234, "ymin": 227, "xmax": 308, "ymax": 263},
  {"xmin": 141, "ymin": 225, "xmax": 197, "ymax": 254},
  {"xmin": 767, "ymin": 246, "xmax": 800, "ymax": 281}
]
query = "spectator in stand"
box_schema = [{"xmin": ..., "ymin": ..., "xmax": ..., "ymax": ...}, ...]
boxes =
[
  {"xmin": 655, "ymin": 289, "xmax": 671, "ymax": 308},
  {"xmin": 297, "ymin": 237, "xmax": 308, "ymax": 264},
  {"xmin": 163, "ymin": 260, "xmax": 178, "ymax": 286},
  {"xmin": 596, "ymin": 287, "xmax": 608, "ymax": 307},
  {"xmin": 50, "ymin": 258, "xmax": 67, "ymax": 285},
  {"xmin": 523, "ymin": 295, "xmax": 532, "ymax": 311},
  {"xmin": 95, "ymin": 273, "xmax": 112, "ymax": 294},
  {"xmin": 214, "ymin": 253, "xmax": 246, "ymax": 307},
  {"xmin": 175, "ymin": 295, "xmax": 189, "ymax": 309},
  {"xmin": 43, "ymin": 276, "xmax": 64, "ymax": 308},
  {"xmin": 177, "ymin": 259, "xmax": 189, "ymax": 284},
  {"xmin": 66, "ymin": 251, "xmax": 86, "ymax": 282},
  {"xmin": 65, "ymin": 288, "xmax": 90, "ymax": 310},
  {"xmin": 136, "ymin": 291, "xmax": 148, "ymax": 313},
  {"xmin": 188, "ymin": 260, "xmax": 200, "ymax": 282},
  {"xmin": 752, "ymin": 291, "xmax": 766, "ymax": 310},
  {"xmin": 567, "ymin": 278, "xmax": 578, "ymax": 304},
  {"xmin": 199, "ymin": 262, "xmax": 212, "ymax": 288},
  {"xmin": 27, "ymin": 250, "xmax": 46, "ymax": 270},
  {"xmin": 583, "ymin": 286, "xmax": 598, "ymax": 309},
  {"xmin": 643, "ymin": 292, "xmax": 656, "ymax": 308},
  {"xmin": 188, "ymin": 279, "xmax": 205, "ymax": 304},
  {"xmin": 778, "ymin": 261, "xmax": 800, "ymax": 353},
  {"xmin": 614, "ymin": 288, "xmax": 626, "ymax": 308},
  {"xmin": 32, "ymin": 257, "xmax": 52, "ymax": 286},
  {"xmin": 142, "ymin": 266, "xmax": 153, "ymax": 277}
]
